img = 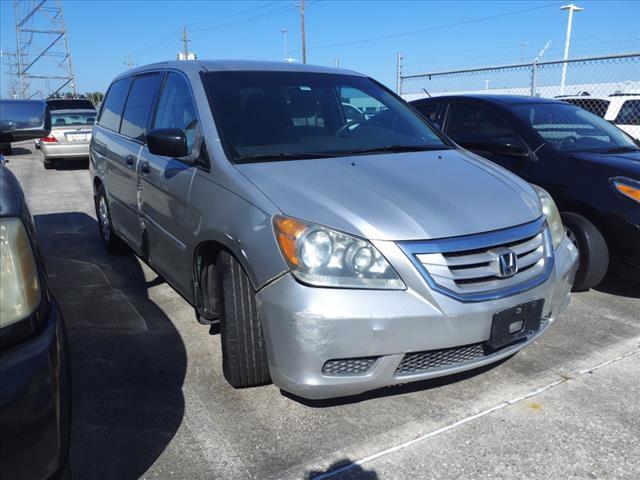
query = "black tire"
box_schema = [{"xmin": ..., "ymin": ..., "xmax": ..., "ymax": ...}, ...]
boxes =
[
  {"xmin": 217, "ymin": 251, "xmax": 271, "ymax": 388},
  {"xmin": 0, "ymin": 144, "xmax": 12, "ymax": 155},
  {"xmin": 562, "ymin": 212, "xmax": 609, "ymax": 291},
  {"xmin": 43, "ymin": 158, "xmax": 55, "ymax": 169},
  {"xmin": 95, "ymin": 184, "xmax": 128, "ymax": 253}
]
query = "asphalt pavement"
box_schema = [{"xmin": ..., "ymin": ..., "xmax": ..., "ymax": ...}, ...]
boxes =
[{"xmin": 4, "ymin": 143, "xmax": 639, "ymax": 480}]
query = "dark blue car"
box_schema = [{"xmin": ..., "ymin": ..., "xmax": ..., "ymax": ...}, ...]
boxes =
[
  {"xmin": 0, "ymin": 100, "xmax": 70, "ymax": 479},
  {"xmin": 411, "ymin": 95, "xmax": 640, "ymax": 291}
]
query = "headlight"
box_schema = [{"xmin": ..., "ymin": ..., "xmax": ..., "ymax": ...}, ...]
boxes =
[
  {"xmin": 273, "ymin": 215, "xmax": 405, "ymax": 289},
  {"xmin": 611, "ymin": 176, "xmax": 640, "ymax": 204},
  {"xmin": 0, "ymin": 217, "xmax": 41, "ymax": 328},
  {"xmin": 531, "ymin": 185, "xmax": 564, "ymax": 249}
]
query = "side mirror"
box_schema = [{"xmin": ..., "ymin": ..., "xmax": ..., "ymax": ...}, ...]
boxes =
[
  {"xmin": 0, "ymin": 100, "xmax": 51, "ymax": 143},
  {"xmin": 487, "ymin": 138, "xmax": 530, "ymax": 159},
  {"xmin": 147, "ymin": 128, "xmax": 189, "ymax": 158}
]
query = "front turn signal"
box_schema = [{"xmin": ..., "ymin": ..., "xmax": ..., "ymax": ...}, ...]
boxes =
[{"xmin": 611, "ymin": 177, "xmax": 640, "ymax": 204}]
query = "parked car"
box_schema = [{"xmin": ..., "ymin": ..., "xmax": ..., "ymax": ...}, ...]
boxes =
[
  {"xmin": 411, "ymin": 95, "xmax": 640, "ymax": 289},
  {"xmin": 0, "ymin": 100, "xmax": 71, "ymax": 479},
  {"xmin": 40, "ymin": 108, "xmax": 96, "ymax": 169},
  {"xmin": 91, "ymin": 61, "xmax": 578, "ymax": 400},
  {"xmin": 558, "ymin": 93, "xmax": 640, "ymax": 140}
]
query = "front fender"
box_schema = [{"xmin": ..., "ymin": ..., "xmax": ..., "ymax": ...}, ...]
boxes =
[{"xmin": 188, "ymin": 174, "xmax": 287, "ymax": 290}]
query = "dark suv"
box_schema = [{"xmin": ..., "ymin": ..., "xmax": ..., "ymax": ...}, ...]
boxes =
[{"xmin": 411, "ymin": 95, "xmax": 640, "ymax": 290}]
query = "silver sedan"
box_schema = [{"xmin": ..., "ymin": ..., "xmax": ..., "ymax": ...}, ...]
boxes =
[{"xmin": 40, "ymin": 109, "xmax": 95, "ymax": 169}]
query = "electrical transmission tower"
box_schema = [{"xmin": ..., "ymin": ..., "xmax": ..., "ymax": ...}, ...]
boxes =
[{"xmin": 9, "ymin": 0, "xmax": 77, "ymax": 99}]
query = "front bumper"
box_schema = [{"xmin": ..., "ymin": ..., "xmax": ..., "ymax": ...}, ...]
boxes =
[
  {"xmin": 0, "ymin": 301, "xmax": 71, "ymax": 479},
  {"xmin": 41, "ymin": 141, "xmax": 90, "ymax": 159},
  {"xmin": 258, "ymin": 235, "xmax": 578, "ymax": 399}
]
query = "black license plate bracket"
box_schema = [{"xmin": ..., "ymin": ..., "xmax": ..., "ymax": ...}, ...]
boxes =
[{"xmin": 488, "ymin": 299, "xmax": 544, "ymax": 350}]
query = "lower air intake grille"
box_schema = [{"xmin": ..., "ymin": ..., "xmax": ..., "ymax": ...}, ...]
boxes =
[
  {"xmin": 395, "ymin": 343, "xmax": 489, "ymax": 376},
  {"xmin": 322, "ymin": 357, "xmax": 378, "ymax": 376}
]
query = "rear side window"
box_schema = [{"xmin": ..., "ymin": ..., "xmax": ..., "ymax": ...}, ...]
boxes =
[
  {"xmin": 153, "ymin": 73, "xmax": 198, "ymax": 154},
  {"xmin": 98, "ymin": 77, "xmax": 133, "ymax": 132},
  {"xmin": 614, "ymin": 100, "xmax": 640, "ymax": 126},
  {"xmin": 446, "ymin": 104, "xmax": 518, "ymax": 145},
  {"xmin": 414, "ymin": 102, "xmax": 440, "ymax": 123},
  {"xmin": 120, "ymin": 73, "xmax": 164, "ymax": 142}
]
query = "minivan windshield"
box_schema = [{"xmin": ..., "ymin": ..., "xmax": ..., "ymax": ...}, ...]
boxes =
[
  {"xmin": 202, "ymin": 71, "xmax": 449, "ymax": 163},
  {"xmin": 513, "ymin": 102, "xmax": 638, "ymax": 154}
]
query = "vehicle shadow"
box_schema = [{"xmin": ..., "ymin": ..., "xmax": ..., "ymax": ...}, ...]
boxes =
[
  {"xmin": 5, "ymin": 146, "xmax": 31, "ymax": 155},
  {"xmin": 594, "ymin": 273, "xmax": 640, "ymax": 299},
  {"xmin": 306, "ymin": 459, "xmax": 379, "ymax": 479},
  {"xmin": 48, "ymin": 158, "xmax": 89, "ymax": 170},
  {"xmin": 284, "ymin": 357, "xmax": 510, "ymax": 408},
  {"xmin": 33, "ymin": 211, "xmax": 187, "ymax": 480}
]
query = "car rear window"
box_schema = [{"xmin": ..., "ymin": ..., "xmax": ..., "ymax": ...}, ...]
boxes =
[
  {"xmin": 47, "ymin": 99, "xmax": 95, "ymax": 111},
  {"xmin": 614, "ymin": 100, "xmax": 640, "ymax": 126},
  {"xmin": 51, "ymin": 111, "xmax": 96, "ymax": 127},
  {"xmin": 98, "ymin": 77, "xmax": 133, "ymax": 133}
]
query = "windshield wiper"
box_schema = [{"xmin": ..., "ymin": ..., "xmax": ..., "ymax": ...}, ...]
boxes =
[
  {"xmin": 599, "ymin": 146, "xmax": 640, "ymax": 154},
  {"xmin": 235, "ymin": 152, "xmax": 341, "ymax": 163},
  {"xmin": 340, "ymin": 144, "xmax": 451, "ymax": 156}
]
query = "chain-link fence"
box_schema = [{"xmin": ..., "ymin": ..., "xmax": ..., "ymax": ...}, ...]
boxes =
[{"xmin": 400, "ymin": 53, "xmax": 640, "ymax": 119}]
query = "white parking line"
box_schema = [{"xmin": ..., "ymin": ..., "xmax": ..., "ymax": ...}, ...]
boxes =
[{"xmin": 312, "ymin": 347, "xmax": 640, "ymax": 480}]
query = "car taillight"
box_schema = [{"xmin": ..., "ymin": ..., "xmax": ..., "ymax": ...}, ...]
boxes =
[{"xmin": 41, "ymin": 136, "xmax": 57, "ymax": 143}]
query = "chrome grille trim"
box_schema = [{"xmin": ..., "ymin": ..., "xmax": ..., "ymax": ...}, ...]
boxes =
[{"xmin": 398, "ymin": 217, "xmax": 554, "ymax": 302}]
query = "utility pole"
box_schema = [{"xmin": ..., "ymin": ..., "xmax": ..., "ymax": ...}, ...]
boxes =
[
  {"xmin": 281, "ymin": 29, "xmax": 288, "ymax": 61},
  {"xmin": 531, "ymin": 40, "xmax": 552, "ymax": 97},
  {"xmin": 396, "ymin": 52, "xmax": 403, "ymax": 95},
  {"xmin": 520, "ymin": 41, "xmax": 528, "ymax": 62},
  {"xmin": 298, "ymin": 0, "xmax": 307, "ymax": 64},
  {"xmin": 124, "ymin": 54, "xmax": 136, "ymax": 69},
  {"xmin": 182, "ymin": 26, "xmax": 189, "ymax": 60},
  {"xmin": 335, "ymin": 58, "xmax": 340, "ymax": 68},
  {"xmin": 559, "ymin": 4, "xmax": 583, "ymax": 95}
]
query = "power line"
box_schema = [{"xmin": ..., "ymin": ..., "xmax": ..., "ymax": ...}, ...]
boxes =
[
  {"xmin": 190, "ymin": 4, "xmax": 296, "ymax": 33},
  {"xmin": 187, "ymin": 0, "xmax": 283, "ymax": 27},
  {"xmin": 131, "ymin": 3, "xmax": 288, "ymax": 57},
  {"xmin": 267, "ymin": 1, "xmax": 565, "ymax": 58}
]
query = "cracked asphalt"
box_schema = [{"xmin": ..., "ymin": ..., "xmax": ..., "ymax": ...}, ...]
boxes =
[{"xmin": 4, "ymin": 142, "xmax": 640, "ymax": 480}]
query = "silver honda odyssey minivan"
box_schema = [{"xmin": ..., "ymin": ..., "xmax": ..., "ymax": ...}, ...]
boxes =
[{"xmin": 90, "ymin": 61, "xmax": 578, "ymax": 399}]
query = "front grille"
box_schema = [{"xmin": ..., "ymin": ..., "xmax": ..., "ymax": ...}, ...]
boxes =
[
  {"xmin": 396, "ymin": 318, "xmax": 550, "ymax": 376},
  {"xmin": 399, "ymin": 217, "xmax": 553, "ymax": 301},
  {"xmin": 322, "ymin": 357, "xmax": 378, "ymax": 376},
  {"xmin": 395, "ymin": 343, "xmax": 488, "ymax": 375}
]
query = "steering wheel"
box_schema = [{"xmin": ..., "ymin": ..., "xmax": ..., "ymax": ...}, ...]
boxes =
[
  {"xmin": 336, "ymin": 120, "xmax": 363, "ymax": 136},
  {"xmin": 558, "ymin": 136, "xmax": 578, "ymax": 149}
]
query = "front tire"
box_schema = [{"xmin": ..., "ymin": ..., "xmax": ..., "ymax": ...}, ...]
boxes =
[
  {"xmin": 95, "ymin": 184, "xmax": 127, "ymax": 253},
  {"xmin": 43, "ymin": 158, "xmax": 54, "ymax": 169},
  {"xmin": 218, "ymin": 251, "xmax": 271, "ymax": 388},
  {"xmin": 562, "ymin": 212, "xmax": 609, "ymax": 291}
]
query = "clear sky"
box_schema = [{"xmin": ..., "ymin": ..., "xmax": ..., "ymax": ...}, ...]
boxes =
[{"xmin": 1, "ymin": 0, "xmax": 639, "ymax": 97}]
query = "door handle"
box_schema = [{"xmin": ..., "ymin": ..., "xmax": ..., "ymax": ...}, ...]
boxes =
[
  {"xmin": 125, "ymin": 155, "xmax": 136, "ymax": 166},
  {"xmin": 140, "ymin": 161, "xmax": 150, "ymax": 174}
]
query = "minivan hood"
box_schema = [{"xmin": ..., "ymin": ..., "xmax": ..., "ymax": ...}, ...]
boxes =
[{"xmin": 236, "ymin": 149, "xmax": 541, "ymax": 241}]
